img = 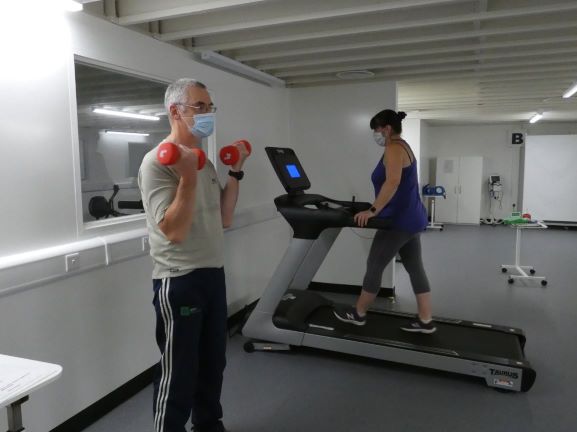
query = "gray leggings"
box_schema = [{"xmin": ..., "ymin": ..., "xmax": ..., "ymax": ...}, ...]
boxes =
[{"xmin": 363, "ymin": 230, "xmax": 431, "ymax": 295}]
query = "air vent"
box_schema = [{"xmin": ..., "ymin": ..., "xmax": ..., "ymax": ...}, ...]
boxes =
[{"xmin": 336, "ymin": 70, "xmax": 375, "ymax": 80}]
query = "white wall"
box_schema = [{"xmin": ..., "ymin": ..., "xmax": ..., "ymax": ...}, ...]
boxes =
[
  {"xmin": 0, "ymin": 6, "xmax": 290, "ymax": 431},
  {"xmin": 524, "ymin": 135, "xmax": 577, "ymax": 222},
  {"xmin": 423, "ymin": 122, "xmax": 577, "ymax": 220},
  {"xmin": 527, "ymin": 122, "xmax": 577, "ymax": 136},
  {"xmin": 0, "ymin": 4, "xmax": 78, "ymax": 254},
  {"xmin": 425, "ymin": 124, "xmax": 522, "ymax": 220},
  {"xmin": 289, "ymin": 81, "xmax": 397, "ymax": 285},
  {"xmin": 401, "ymin": 118, "xmax": 422, "ymax": 183},
  {"xmin": 419, "ymin": 120, "xmax": 432, "ymax": 185},
  {"xmin": 0, "ymin": 257, "xmax": 154, "ymax": 430}
]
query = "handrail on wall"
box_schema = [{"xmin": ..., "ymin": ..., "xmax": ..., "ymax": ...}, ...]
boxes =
[{"xmin": 0, "ymin": 203, "xmax": 280, "ymax": 298}]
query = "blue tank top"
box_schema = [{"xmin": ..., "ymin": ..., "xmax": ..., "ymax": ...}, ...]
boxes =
[{"xmin": 371, "ymin": 142, "xmax": 428, "ymax": 234}]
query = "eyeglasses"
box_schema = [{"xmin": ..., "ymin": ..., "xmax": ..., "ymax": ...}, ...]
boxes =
[{"xmin": 178, "ymin": 102, "xmax": 217, "ymax": 114}]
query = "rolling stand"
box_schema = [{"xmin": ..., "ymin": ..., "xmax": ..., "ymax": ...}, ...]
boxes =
[
  {"xmin": 422, "ymin": 184, "xmax": 446, "ymax": 231},
  {"xmin": 501, "ymin": 221, "xmax": 548, "ymax": 286}
]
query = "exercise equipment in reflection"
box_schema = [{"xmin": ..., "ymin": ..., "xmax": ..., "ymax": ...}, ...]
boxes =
[{"xmin": 88, "ymin": 184, "xmax": 143, "ymax": 220}]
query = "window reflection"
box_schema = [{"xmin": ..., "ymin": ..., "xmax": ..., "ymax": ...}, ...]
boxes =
[{"xmin": 74, "ymin": 60, "xmax": 170, "ymax": 222}]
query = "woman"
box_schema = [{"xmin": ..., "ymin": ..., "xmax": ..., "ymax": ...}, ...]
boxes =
[{"xmin": 334, "ymin": 109, "xmax": 435, "ymax": 334}]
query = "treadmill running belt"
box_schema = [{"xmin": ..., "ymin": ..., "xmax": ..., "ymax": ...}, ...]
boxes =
[{"xmin": 307, "ymin": 306, "xmax": 524, "ymax": 360}]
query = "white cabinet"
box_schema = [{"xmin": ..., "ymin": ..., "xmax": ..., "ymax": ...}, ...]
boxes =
[
  {"xmin": 435, "ymin": 157, "xmax": 483, "ymax": 224},
  {"xmin": 435, "ymin": 157, "xmax": 459, "ymax": 224}
]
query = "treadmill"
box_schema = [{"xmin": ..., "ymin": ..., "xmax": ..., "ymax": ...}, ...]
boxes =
[{"xmin": 243, "ymin": 147, "xmax": 536, "ymax": 392}]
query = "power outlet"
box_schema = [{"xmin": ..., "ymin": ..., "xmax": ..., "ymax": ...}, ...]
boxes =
[
  {"xmin": 65, "ymin": 253, "xmax": 80, "ymax": 272},
  {"xmin": 142, "ymin": 236, "xmax": 150, "ymax": 252}
]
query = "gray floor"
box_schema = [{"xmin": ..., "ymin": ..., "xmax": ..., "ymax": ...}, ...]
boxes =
[{"xmin": 84, "ymin": 225, "xmax": 577, "ymax": 432}]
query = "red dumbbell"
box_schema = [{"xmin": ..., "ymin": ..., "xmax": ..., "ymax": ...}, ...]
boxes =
[
  {"xmin": 219, "ymin": 140, "xmax": 252, "ymax": 166},
  {"xmin": 157, "ymin": 142, "xmax": 206, "ymax": 170}
]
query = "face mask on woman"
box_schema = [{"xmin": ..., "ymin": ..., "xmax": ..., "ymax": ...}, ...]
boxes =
[{"xmin": 373, "ymin": 132, "xmax": 385, "ymax": 147}]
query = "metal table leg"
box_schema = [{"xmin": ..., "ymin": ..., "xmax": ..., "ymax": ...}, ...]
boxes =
[
  {"xmin": 501, "ymin": 227, "xmax": 547, "ymax": 285},
  {"xmin": 6, "ymin": 396, "xmax": 28, "ymax": 432}
]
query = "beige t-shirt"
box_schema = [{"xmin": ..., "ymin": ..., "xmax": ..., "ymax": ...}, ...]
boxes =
[{"xmin": 138, "ymin": 146, "xmax": 224, "ymax": 279}]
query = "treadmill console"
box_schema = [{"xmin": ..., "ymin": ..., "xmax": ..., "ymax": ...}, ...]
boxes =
[
  {"xmin": 265, "ymin": 147, "xmax": 311, "ymax": 194},
  {"xmin": 265, "ymin": 146, "xmax": 391, "ymax": 239}
]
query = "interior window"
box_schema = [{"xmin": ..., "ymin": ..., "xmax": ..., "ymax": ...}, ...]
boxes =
[{"xmin": 74, "ymin": 60, "xmax": 170, "ymax": 223}]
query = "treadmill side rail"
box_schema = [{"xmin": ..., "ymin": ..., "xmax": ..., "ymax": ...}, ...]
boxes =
[{"xmin": 301, "ymin": 333, "xmax": 535, "ymax": 392}]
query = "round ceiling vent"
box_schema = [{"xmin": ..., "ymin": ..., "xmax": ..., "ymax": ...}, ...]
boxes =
[{"xmin": 336, "ymin": 70, "xmax": 375, "ymax": 80}]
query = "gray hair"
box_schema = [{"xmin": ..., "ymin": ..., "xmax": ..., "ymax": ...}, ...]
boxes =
[{"xmin": 164, "ymin": 78, "xmax": 207, "ymax": 113}]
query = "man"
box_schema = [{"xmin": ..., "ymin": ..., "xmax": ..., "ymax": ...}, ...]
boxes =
[{"xmin": 138, "ymin": 78, "xmax": 249, "ymax": 432}]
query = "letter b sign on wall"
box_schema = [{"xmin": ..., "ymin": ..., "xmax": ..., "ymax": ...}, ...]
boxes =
[{"xmin": 511, "ymin": 132, "xmax": 525, "ymax": 145}]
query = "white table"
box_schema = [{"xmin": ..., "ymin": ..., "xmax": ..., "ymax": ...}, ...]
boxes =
[
  {"xmin": 0, "ymin": 355, "xmax": 62, "ymax": 432},
  {"xmin": 501, "ymin": 221, "xmax": 548, "ymax": 286}
]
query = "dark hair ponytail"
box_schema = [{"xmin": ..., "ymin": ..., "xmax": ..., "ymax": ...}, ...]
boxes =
[{"xmin": 370, "ymin": 109, "xmax": 406, "ymax": 134}]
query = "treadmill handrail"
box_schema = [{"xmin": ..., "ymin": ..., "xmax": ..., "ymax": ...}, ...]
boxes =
[{"xmin": 274, "ymin": 193, "xmax": 392, "ymax": 239}]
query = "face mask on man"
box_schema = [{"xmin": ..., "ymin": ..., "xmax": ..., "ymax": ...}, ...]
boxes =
[
  {"xmin": 185, "ymin": 113, "xmax": 215, "ymax": 138},
  {"xmin": 373, "ymin": 132, "xmax": 385, "ymax": 147}
]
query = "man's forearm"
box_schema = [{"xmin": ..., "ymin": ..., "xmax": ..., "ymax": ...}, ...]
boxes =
[
  {"xmin": 221, "ymin": 177, "xmax": 239, "ymax": 228},
  {"xmin": 159, "ymin": 177, "xmax": 197, "ymax": 243}
]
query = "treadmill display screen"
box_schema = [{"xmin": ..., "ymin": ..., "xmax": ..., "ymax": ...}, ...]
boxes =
[
  {"xmin": 286, "ymin": 164, "xmax": 301, "ymax": 178},
  {"xmin": 265, "ymin": 147, "xmax": 311, "ymax": 193}
]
